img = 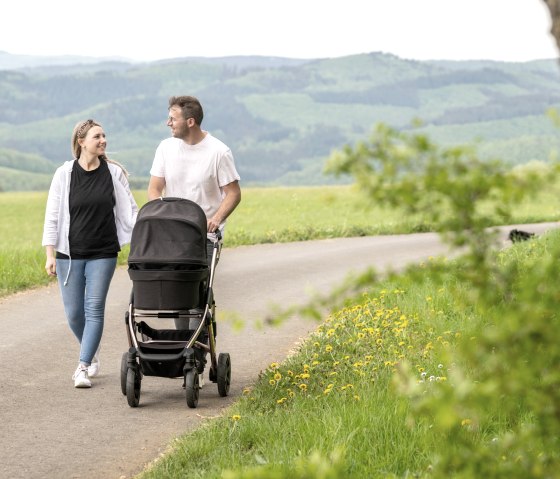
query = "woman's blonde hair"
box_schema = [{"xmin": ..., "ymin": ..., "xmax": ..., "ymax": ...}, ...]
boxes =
[{"xmin": 71, "ymin": 119, "xmax": 129, "ymax": 176}]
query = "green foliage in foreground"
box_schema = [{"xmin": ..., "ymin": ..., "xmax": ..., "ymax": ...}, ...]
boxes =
[{"xmin": 138, "ymin": 125, "xmax": 559, "ymax": 478}]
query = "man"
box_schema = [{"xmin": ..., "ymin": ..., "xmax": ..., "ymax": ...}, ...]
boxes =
[
  {"xmin": 148, "ymin": 95, "xmax": 241, "ymax": 339},
  {"xmin": 148, "ymin": 95, "xmax": 241, "ymax": 242}
]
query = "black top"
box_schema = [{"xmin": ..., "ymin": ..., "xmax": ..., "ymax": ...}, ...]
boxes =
[{"xmin": 57, "ymin": 159, "xmax": 119, "ymax": 260}]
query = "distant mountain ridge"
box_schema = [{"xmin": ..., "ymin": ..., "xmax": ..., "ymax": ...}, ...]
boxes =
[{"xmin": 1, "ymin": 51, "xmax": 559, "ymax": 191}]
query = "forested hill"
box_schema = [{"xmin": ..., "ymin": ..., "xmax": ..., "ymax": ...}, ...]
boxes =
[{"xmin": 1, "ymin": 51, "xmax": 560, "ymax": 191}]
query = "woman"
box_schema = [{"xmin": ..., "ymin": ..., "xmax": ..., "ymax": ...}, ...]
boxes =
[{"xmin": 42, "ymin": 119, "xmax": 138, "ymax": 388}]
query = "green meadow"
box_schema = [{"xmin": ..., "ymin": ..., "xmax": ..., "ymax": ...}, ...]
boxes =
[
  {"xmin": 137, "ymin": 230, "xmax": 560, "ymax": 478},
  {"xmin": 1, "ymin": 185, "xmax": 559, "ymax": 298}
]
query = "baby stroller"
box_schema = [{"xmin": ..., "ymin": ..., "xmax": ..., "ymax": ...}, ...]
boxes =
[{"xmin": 121, "ymin": 197, "xmax": 231, "ymax": 408}]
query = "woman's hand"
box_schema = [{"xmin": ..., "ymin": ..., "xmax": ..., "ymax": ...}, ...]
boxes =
[{"xmin": 45, "ymin": 246, "xmax": 57, "ymax": 276}]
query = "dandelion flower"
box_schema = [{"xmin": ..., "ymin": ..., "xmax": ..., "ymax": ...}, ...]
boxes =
[{"xmin": 231, "ymin": 415, "xmax": 241, "ymax": 421}]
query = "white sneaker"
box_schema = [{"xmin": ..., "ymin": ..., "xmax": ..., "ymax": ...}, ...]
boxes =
[
  {"xmin": 199, "ymin": 374, "xmax": 204, "ymax": 389},
  {"xmin": 88, "ymin": 354, "xmax": 100, "ymax": 378},
  {"xmin": 73, "ymin": 365, "xmax": 92, "ymax": 388}
]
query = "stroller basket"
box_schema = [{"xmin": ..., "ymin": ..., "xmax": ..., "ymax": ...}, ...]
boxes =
[{"xmin": 129, "ymin": 267, "xmax": 208, "ymax": 310}]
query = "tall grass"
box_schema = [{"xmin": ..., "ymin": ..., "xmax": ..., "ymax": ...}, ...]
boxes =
[
  {"xmin": 137, "ymin": 232, "xmax": 559, "ymax": 478},
  {"xmin": 1, "ymin": 185, "xmax": 559, "ymax": 297}
]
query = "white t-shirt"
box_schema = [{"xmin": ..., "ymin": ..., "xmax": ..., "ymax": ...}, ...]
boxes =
[{"xmin": 150, "ymin": 133, "xmax": 240, "ymax": 228}]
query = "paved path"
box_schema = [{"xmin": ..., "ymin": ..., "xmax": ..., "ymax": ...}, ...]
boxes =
[{"xmin": 0, "ymin": 223, "xmax": 556, "ymax": 479}]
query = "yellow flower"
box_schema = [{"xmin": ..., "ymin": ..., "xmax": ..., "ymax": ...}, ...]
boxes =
[
  {"xmin": 299, "ymin": 383, "xmax": 308, "ymax": 391},
  {"xmin": 274, "ymin": 372, "xmax": 282, "ymax": 381},
  {"xmin": 231, "ymin": 415, "xmax": 241, "ymax": 421},
  {"xmin": 461, "ymin": 419, "xmax": 472, "ymax": 427},
  {"xmin": 277, "ymin": 397, "xmax": 287, "ymax": 404},
  {"xmin": 269, "ymin": 379, "xmax": 276, "ymax": 386},
  {"xmin": 269, "ymin": 362, "xmax": 279, "ymax": 370},
  {"xmin": 325, "ymin": 345, "xmax": 333, "ymax": 353}
]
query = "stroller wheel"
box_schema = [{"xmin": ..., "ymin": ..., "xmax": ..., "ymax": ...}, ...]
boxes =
[
  {"xmin": 120, "ymin": 353, "xmax": 128, "ymax": 396},
  {"xmin": 185, "ymin": 370, "xmax": 200, "ymax": 408},
  {"xmin": 126, "ymin": 368, "xmax": 141, "ymax": 407},
  {"xmin": 217, "ymin": 353, "xmax": 231, "ymax": 397},
  {"xmin": 209, "ymin": 366, "xmax": 217, "ymax": 383}
]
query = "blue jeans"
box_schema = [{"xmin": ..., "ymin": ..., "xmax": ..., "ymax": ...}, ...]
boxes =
[{"xmin": 56, "ymin": 258, "xmax": 117, "ymax": 365}]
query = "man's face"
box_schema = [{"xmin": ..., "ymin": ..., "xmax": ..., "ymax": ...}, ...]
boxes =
[{"xmin": 167, "ymin": 105, "xmax": 189, "ymax": 138}]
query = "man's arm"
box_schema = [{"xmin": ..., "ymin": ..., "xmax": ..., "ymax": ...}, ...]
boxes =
[
  {"xmin": 208, "ymin": 181, "xmax": 241, "ymax": 233},
  {"xmin": 147, "ymin": 176, "xmax": 166, "ymax": 201}
]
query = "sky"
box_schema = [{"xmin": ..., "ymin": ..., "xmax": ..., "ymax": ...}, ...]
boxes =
[{"xmin": 0, "ymin": 0, "xmax": 558, "ymax": 63}]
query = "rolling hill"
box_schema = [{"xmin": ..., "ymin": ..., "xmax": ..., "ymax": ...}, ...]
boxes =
[{"xmin": 1, "ymin": 51, "xmax": 560, "ymax": 191}]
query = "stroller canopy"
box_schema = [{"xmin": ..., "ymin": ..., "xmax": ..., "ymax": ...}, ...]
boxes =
[{"xmin": 128, "ymin": 197, "xmax": 208, "ymax": 266}]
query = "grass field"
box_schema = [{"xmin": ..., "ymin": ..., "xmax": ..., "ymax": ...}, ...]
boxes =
[
  {"xmin": 1, "ymin": 185, "xmax": 560, "ymax": 298},
  {"xmin": 135, "ymin": 225, "xmax": 560, "ymax": 478}
]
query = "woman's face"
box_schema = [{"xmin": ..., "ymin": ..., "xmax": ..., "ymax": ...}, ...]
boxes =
[{"xmin": 80, "ymin": 126, "xmax": 106, "ymax": 157}]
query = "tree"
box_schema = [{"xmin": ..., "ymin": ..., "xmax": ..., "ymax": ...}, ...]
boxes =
[{"xmin": 543, "ymin": 0, "xmax": 560, "ymax": 53}]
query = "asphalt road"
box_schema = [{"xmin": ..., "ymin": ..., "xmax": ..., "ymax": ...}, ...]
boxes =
[{"xmin": 0, "ymin": 223, "xmax": 556, "ymax": 479}]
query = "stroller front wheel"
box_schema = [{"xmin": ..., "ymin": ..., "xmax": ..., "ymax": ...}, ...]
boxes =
[
  {"xmin": 217, "ymin": 353, "xmax": 231, "ymax": 397},
  {"xmin": 126, "ymin": 367, "xmax": 141, "ymax": 407},
  {"xmin": 185, "ymin": 370, "xmax": 200, "ymax": 408},
  {"xmin": 120, "ymin": 352, "xmax": 128, "ymax": 396}
]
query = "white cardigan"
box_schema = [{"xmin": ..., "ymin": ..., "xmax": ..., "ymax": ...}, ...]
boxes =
[{"xmin": 42, "ymin": 160, "xmax": 138, "ymax": 256}]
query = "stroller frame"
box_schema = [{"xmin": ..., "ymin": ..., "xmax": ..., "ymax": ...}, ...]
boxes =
[{"xmin": 121, "ymin": 197, "xmax": 231, "ymax": 408}]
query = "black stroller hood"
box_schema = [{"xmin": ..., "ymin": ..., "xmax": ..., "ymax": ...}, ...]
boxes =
[{"xmin": 128, "ymin": 197, "xmax": 208, "ymax": 266}]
